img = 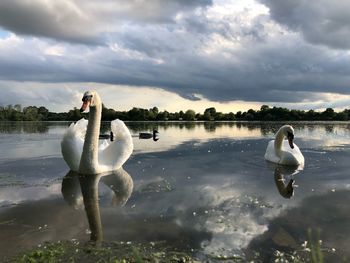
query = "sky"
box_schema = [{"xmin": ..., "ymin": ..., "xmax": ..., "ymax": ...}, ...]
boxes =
[{"xmin": 0, "ymin": 0, "xmax": 350, "ymax": 113}]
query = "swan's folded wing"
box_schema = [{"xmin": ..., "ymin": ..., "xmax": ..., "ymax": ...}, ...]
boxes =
[
  {"xmin": 99, "ymin": 119, "xmax": 133, "ymax": 171},
  {"xmin": 264, "ymin": 140, "xmax": 280, "ymax": 163},
  {"xmin": 61, "ymin": 118, "xmax": 87, "ymax": 171},
  {"xmin": 282, "ymin": 140, "xmax": 305, "ymax": 167}
]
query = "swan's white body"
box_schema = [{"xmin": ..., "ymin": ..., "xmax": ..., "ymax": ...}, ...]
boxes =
[
  {"xmin": 264, "ymin": 125, "xmax": 304, "ymax": 167},
  {"xmin": 61, "ymin": 91, "xmax": 133, "ymax": 174}
]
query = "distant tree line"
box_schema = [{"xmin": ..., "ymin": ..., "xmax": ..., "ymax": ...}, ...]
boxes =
[{"xmin": 0, "ymin": 104, "xmax": 349, "ymax": 121}]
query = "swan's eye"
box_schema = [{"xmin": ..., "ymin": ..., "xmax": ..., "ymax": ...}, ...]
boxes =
[
  {"xmin": 287, "ymin": 131, "xmax": 294, "ymax": 139},
  {"xmin": 82, "ymin": 95, "xmax": 93, "ymax": 102}
]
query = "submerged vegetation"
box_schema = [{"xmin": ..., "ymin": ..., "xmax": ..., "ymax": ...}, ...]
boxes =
[{"xmin": 0, "ymin": 104, "xmax": 350, "ymax": 121}]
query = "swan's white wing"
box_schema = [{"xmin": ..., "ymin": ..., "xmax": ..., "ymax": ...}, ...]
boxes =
[
  {"xmin": 61, "ymin": 118, "xmax": 87, "ymax": 171},
  {"xmin": 281, "ymin": 140, "xmax": 305, "ymax": 167},
  {"xmin": 99, "ymin": 119, "xmax": 133, "ymax": 171},
  {"xmin": 99, "ymin": 139, "xmax": 110, "ymax": 151}
]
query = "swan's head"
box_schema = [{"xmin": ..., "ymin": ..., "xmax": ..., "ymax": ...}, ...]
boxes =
[
  {"xmin": 282, "ymin": 125, "xmax": 295, "ymax": 149},
  {"xmin": 80, "ymin": 90, "xmax": 101, "ymax": 112}
]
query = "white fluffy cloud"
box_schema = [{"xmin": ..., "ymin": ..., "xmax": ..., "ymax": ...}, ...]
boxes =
[{"xmin": 260, "ymin": 0, "xmax": 350, "ymax": 49}]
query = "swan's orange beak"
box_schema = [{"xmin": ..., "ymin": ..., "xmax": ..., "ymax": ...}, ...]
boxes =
[{"xmin": 80, "ymin": 100, "xmax": 90, "ymax": 112}]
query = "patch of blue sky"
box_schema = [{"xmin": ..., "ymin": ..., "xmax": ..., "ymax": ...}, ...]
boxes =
[{"xmin": 0, "ymin": 28, "xmax": 11, "ymax": 39}]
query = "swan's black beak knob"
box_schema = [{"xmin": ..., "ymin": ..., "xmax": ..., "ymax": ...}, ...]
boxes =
[{"xmin": 287, "ymin": 132, "xmax": 294, "ymax": 149}]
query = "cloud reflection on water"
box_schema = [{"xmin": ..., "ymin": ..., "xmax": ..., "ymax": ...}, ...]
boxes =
[{"xmin": 1, "ymin": 122, "xmax": 350, "ymax": 260}]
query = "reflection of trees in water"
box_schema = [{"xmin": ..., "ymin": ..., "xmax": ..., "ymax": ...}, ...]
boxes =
[
  {"xmin": 204, "ymin": 122, "xmax": 216, "ymax": 132},
  {"xmin": 0, "ymin": 121, "xmax": 50, "ymax": 133},
  {"xmin": 307, "ymin": 124, "xmax": 316, "ymax": 132},
  {"xmin": 120, "ymin": 122, "xmax": 160, "ymax": 133},
  {"xmin": 103, "ymin": 121, "xmax": 201, "ymax": 134},
  {"xmin": 120, "ymin": 121, "xmax": 313, "ymax": 136},
  {"xmin": 260, "ymin": 124, "xmax": 272, "ymax": 136},
  {"xmin": 324, "ymin": 124, "xmax": 334, "ymax": 134},
  {"xmin": 203, "ymin": 120, "xmax": 268, "ymax": 132},
  {"xmin": 183, "ymin": 122, "xmax": 196, "ymax": 130},
  {"xmin": 178, "ymin": 122, "xmax": 196, "ymax": 130},
  {"xmin": 64, "ymin": 121, "xmax": 350, "ymax": 140},
  {"xmin": 246, "ymin": 190, "xmax": 350, "ymax": 262},
  {"xmin": 246, "ymin": 123, "xmax": 261, "ymax": 132}
]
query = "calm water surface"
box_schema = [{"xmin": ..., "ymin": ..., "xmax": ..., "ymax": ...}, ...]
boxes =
[{"xmin": 1, "ymin": 121, "xmax": 350, "ymax": 261}]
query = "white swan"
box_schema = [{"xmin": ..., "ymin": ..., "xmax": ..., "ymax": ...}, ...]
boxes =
[
  {"xmin": 264, "ymin": 125, "xmax": 304, "ymax": 166},
  {"xmin": 61, "ymin": 90, "xmax": 133, "ymax": 174}
]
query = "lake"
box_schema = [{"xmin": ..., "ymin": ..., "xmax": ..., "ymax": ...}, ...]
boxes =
[{"xmin": 1, "ymin": 121, "xmax": 350, "ymax": 262}]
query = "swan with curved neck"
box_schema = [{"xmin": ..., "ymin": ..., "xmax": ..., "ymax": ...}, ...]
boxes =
[
  {"xmin": 61, "ymin": 90, "xmax": 133, "ymax": 174},
  {"xmin": 264, "ymin": 125, "xmax": 304, "ymax": 166}
]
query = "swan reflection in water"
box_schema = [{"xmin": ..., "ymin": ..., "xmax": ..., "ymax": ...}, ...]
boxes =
[
  {"xmin": 61, "ymin": 168, "xmax": 133, "ymax": 243},
  {"xmin": 273, "ymin": 165, "xmax": 301, "ymax": 199}
]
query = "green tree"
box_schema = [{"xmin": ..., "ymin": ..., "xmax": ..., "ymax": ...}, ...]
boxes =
[
  {"xmin": 184, "ymin": 109, "xmax": 196, "ymax": 121},
  {"xmin": 260, "ymin": 105, "xmax": 270, "ymax": 111},
  {"xmin": 204, "ymin": 107, "xmax": 216, "ymax": 121},
  {"xmin": 23, "ymin": 106, "xmax": 39, "ymax": 121},
  {"xmin": 321, "ymin": 108, "xmax": 335, "ymax": 120}
]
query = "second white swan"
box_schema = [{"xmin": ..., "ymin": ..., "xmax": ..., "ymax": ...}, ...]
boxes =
[
  {"xmin": 61, "ymin": 90, "xmax": 133, "ymax": 174},
  {"xmin": 264, "ymin": 125, "xmax": 304, "ymax": 166}
]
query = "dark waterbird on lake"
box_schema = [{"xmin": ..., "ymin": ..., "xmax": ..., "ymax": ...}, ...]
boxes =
[
  {"xmin": 99, "ymin": 131, "xmax": 114, "ymax": 141},
  {"xmin": 99, "ymin": 129, "xmax": 159, "ymax": 141},
  {"xmin": 138, "ymin": 129, "xmax": 159, "ymax": 141}
]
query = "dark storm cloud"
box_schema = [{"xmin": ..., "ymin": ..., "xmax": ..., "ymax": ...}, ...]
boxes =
[
  {"xmin": 0, "ymin": 0, "xmax": 212, "ymax": 44},
  {"xmin": 0, "ymin": 0, "xmax": 101, "ymax": 45},
  {"xmin": 259, "ymin": 0, "xmax": 350, "ymax": 49},
  {"xmin": 0, "ymin": 81, "xmax": 80, "ymax": 111},
  {"xmin": 1, "ymin": 0, "xmax": 350, "ymax": 105},
  {"xmin": 1, "ymin": 32, "xmax": 350, "ymax": 104}
]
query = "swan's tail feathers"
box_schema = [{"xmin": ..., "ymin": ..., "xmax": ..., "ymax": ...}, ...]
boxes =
[
  {"xmin": 99, "ymin": 119, "xmax": 134, "ymax": 171},
  {"xmin": 61, "ymin": 118, "xmax": 87, "ymax": 171}
]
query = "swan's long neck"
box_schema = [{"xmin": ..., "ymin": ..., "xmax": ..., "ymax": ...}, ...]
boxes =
[
  {"xmin": 274, "ymin": 128, "xmax": 285, "ymax": 156},
  {"xmin": 79, "ymin": 103, "xmax": 101, "ymax": 174}
]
